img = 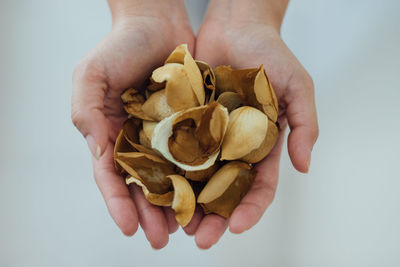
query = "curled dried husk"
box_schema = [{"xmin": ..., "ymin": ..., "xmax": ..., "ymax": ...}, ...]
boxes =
[
  {"xmin": 214, "ymin": 65, "xmax": 234, "ymax": 95},
  {"xmin": 121, "ymin": 88, "xmax": 154, "ymax": 121},
  {"xmin": 241, "ymin": 120, "xmax": 279, "ymax": 163},
  {"xmin": 217, "ymin": 92, "xmax": 242, "ymax": 113},
  {"xmin": 123, "ymin": 118, "xmax": 141, "ymax": 143},
  {"xmin": 137, "ymin": 120, "xmax": 157, "ymax": 149},
  {"xmin": 126, "ymin": 174, "xmax": 195, "ymax": 227},
  {"xmin": 123, "ymin": 122, "xmax": 161, "ymax": 156},
  {"xmin": 232, "ymin": 65, "xmax": 278, "ymax": 122},
  {"xmin": 152, "ymin": 44, "xmax": 204, "ymax": 113},
  {"xmin": 184, "ymin": 163, "xmax": 220, "ymax": 181},
  {"xmin": 152, "ymin": 103, "xmax": 229, "ymax": 171},
  {"xmin": 116, "ymin": 152, "xmax": 175, "ymax": 195},
  {"xmin": 196, "ymin": 60, "xmax": 216, "ymax": 91},
  {"xmin": 114, "ymin": 119, "xmax": 140, "ymax": 174},
  {"xmin": 142, "ymin": 89, "xmax": 174, "ymax": 121},
  {"xmin": 114, "ymin": 129, "xmax": 132, "ymax": 174},
  {"xmin": 139, "ymin": 129, "xmax": 151, "ymax": 148},
  {"xmin": 197, "ymin": 161, "xmax": 255, "ymax": 218},
  {"xmin": 128, "ymin": 142, "xmax": 159, "ymax": 156},
  {"xmin": 126, "ymin": 176, "xmax": 174, "ymax": 206},
  {"xmin": 142, "ymin": 120, "xmax": 157, "ymax": 141},
  {"xmin": 152, "ymin": 63, "xmax": 199, "ymax": 112},
  {"xmin": 147, "ymin": 77, "xmax": 165, "ymax": 92},
  {"xmin": 220, "ymin": 106, "xmax": 269, "ymax": 161},
  {"xmin": 166, "ymin": 174, "xmax": 195, "ymax": 227},
  {"xmin": 165, "ymin": 44, "xmax": 205, "ymax": 105}
]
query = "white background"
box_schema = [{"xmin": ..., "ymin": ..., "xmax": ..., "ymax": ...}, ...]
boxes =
[{"xmin": 1, "ymin": 0, "xmax": 399, "ymax": 266}]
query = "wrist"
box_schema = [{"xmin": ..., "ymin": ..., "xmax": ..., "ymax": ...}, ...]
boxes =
[
  {"xmin": 206, "ymin": 0, "xmax": 288, "ymax": 33},
  {"xmin": 108, "ymin": 0, "xmax": 190, "ymax": 27}
]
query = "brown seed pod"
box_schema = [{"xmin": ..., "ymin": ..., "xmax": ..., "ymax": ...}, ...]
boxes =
[
  {"xmin": 121, "ymin": 88, "xmax": 154, "ymax": 121},
  {"xmin": 214, "ymin": 65, "xmax": 234, "ymax": 95},
  {"xmin": 216, "ymin": 91, "xmax": 242, "ymax": 113},
  {"xmin": 116, "ymin": 152, "xmax": 175, "ymax": 194},
  {"xmin": 184, "ymin": 163, "xmax": 220, "ymax": 182},
  {"xmin": 166, "ymin": 174, "xmax": 195, "ymax": 227},
  {"xmin": 231, "ymin": 65, "xmax": 279, "ymax": 122},
  {"xmin": 152, "ymin": 102, "xmax": 229, "ymax": 171},
  {"xmin": 141, "ymin": 89, "xmax": 174, "ymax": 121},
  {"xmin": 197, "ymin": 161, "xmax": 255, "ymax": 218}
]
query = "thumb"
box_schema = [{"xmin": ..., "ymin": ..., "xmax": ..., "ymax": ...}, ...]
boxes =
[
  {"xmin": 71, "ymin": 60, "xmax": 109, "ymax": 159},
  {"xmin": 285, "ymin": 72, "xmax": 319, "ymax": 173}
]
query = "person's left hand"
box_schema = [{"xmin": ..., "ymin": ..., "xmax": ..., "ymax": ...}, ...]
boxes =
[{"xmin": 184, "ymin": 10, "xmax": 318, "ymax": 249}]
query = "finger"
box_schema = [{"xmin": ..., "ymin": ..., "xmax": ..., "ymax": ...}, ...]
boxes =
[
  {"xmin": 229, "ymin": 126, "xmax": 286, "ymax": 234},
  {"xmin": 194, "ymin": 214, "xmax": 228, "ymax": 249},
  {"xmin": 284, "ymin": 73, "xmax": 319, "ymax": 173},
  {"xmin": 92, "ymin": 142, "xmax": 139, "ymax": 236},
  {"xmin": 182, "ymin": 205, "xmax": 204, "ymax": 236},
  {"xmin": 72, "ymin": 60, "xmax": 113, "ymax": 159},
  {"xmin": 163, "ymin": 207, "xmax": 179, "ymax": 234},
  {"xmin": 129, "ymin": 185, "xmax": 169, "ymax": 249}
]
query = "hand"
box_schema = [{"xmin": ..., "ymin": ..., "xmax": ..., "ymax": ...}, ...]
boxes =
[
  {"xmin": 187, "ymin": 2, "xmax": 319, "ymax": 249},
  {"xmin": 71, "ymin": 1, "xmax": 194, "ymax": 249}
]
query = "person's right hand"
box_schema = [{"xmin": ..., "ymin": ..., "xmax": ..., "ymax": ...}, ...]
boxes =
[{"xmin": 71, "ymin": 0, "xmax": 194, "ymax": 249}]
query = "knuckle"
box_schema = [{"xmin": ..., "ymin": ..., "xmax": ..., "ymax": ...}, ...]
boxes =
[
  {"xmin": 310, "ymin": 124, "xmax": 319, "ymax": 141},
  {"xmin": 302, "ymin": 72, "xmax": 315, "ymax": 92},
  {"xmin": 72, "ymin": 57, "xmax": 104, "ymax": 83},
  {"xmin": 288, "ymin": 69, "xmax": 315, "ymax": 96},
  {"xmin": 72, "ymin": 59, "xmax": 88, "ymax": 81},
  {"xmin": 71, "ymin": 107, "xmax": 84, "ymax": 130}
]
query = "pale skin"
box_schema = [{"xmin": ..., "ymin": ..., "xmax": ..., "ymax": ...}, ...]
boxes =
[{"xmin": 72, "ymin": 0, "xmax": 318, "ymax": 249}]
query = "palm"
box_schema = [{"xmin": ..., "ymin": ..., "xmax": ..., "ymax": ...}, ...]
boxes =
[{"xmin": 85, "ymin": 18, "xmax": 194, "ymax": 140}]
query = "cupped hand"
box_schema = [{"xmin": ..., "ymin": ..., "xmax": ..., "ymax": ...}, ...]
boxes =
[
  {"xmin": 72, "ymin": 8, "xmax": 194, "ymax": 249},
  {"xmin": 188, "ymin": 13, "xmax": 319, "ymax": 249}
]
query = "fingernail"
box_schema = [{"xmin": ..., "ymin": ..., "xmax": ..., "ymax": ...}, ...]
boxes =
[
  {"xmin": 86, "ymin": 135, "xmax": 101, "ymax": 160},
  {"xmin": 95, "ymin": 145, "xmax": 101, "ymax": 160}
]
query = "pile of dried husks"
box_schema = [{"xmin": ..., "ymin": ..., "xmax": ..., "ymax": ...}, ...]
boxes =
[{"xmin": 114, "ymin": 44, "xmax": 279, "ymax": 227}]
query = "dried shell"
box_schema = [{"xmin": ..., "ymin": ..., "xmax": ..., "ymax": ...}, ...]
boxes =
[
  {"xmin": 216, "ymin": 92, "xmax": 242, "ymax": 113},
  {"xmin": 126, "ymin": 173, "xmax": 195, "ymax": 226},
  {"xmin": 241, "ymin": 120, "xmax": 279, "ymax": 163},
  {"xmin": 147, "ymin": 77, "xmax": 165, "ymax": 92},
  {"xmin": 185, "ymin": 163, "xmax": 220, "ymax": 181},
  {"xmin": 139, "ymin": 129, "xmax": 151, "ymax": 148},
  {"xmin": 220, "ymin": 106, "xmax": 269, "ymax": 161},
  {"xmin": 197, "ymin": 161, "xmax": 255, "ymax": 218},
  {"xmin": 114, "ymin": 129, "xmax": 132, "ymax": 174},
  {"xmin": 152, "ymin": 103, "xmax": 229, "ymax": 171},
  {"xmin": 214, "ymin": 65, "xmax": 234, "ymax": 95},
  {"xmin": 142, "ymin": 89, "xmax": 174, "ymax": 121},
  {"xmin": 114, "ymin": 119, "xmax": 140, "ymax": 174},
  {"xmin": 142, "ymin": 120, "xmax": 157, "ymax": 141},
  {"xmin": 126, "ymin": 176, "xmax": 174, "ymax": 206},
  {"xmin": 116, "ymin": 152, "xmax": 175, "ymax": 194},
  {"xmin": 165, "ymin": 44, "xmax": 205, "ymax": 105},
  {"xmin": 196, "ymin": 60, "xmax": 216, "ymax": 91},
  {"xmin": 253, "ymin": 66, "xmax": 278, "ymax": 122},
  {"xmin": 119, "ymin": 120, "xmax": 160, "ymax": 156},
  {"xmin": 152, "ymin": 63, "xmax": 199, "ymax": 112},
  {"xmin": 166, "ymin": 174, "xmax": 195, "ymax": 227},
  {"xmin": 128, "ymin": 142, "xmax": 159, "ymax": 156},
  {"xmin": 232, "ymin": 65, "xmax": 278, "ymax": 122},
  {"xmin": 121, "ymin": 88, "xmax": 154, "ymax": 121}
]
